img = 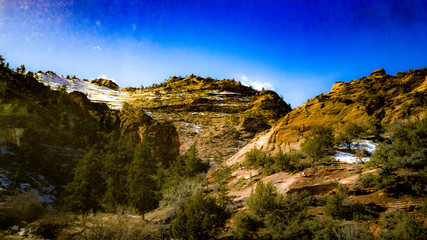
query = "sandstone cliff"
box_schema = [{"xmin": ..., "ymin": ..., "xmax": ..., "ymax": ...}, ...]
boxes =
[{"xmin": 227, "ymin": 68, "xmax": 427, "ymax": 165}]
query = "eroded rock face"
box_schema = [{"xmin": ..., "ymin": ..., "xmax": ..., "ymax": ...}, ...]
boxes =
[
  {"xmin": 139, "ymin": 121, "xmax": 180, "ymax": 167},
  {"xmin": 69, "ymin": 91, "xmax": 120, "ymax": 130},
  {"xmin": 239, "ymin": 116, "xmax": 270, "ymax": 134},
  {"xmin": 120, "ymin": 109, "xmax": 180, "ymax": 167},
  {"xmin": 369, "ymin": 68, "xmax": 386, "ymax": 77},
  {"xmin": 90, "ymin": 78, "xmax": 120, "ymax": 90},
  {"xmin": 235, "ymin": 68, "xmax": 427, "ymax": 159},
  {"xmin": 69, "ymin": 91, "xmax": 110, "ymax": 113}
]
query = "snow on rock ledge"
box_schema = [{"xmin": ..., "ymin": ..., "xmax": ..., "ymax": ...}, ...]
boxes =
[
  {"xmin": 333, "ymin": 140, "xmax": 377, "ymax": 164},
  {"xmin": 36, "ymin": 72, "xmax": 128, "ymax": 109}
]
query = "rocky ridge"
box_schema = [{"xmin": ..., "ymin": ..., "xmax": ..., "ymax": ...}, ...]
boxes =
[
  {"xmin": 36, "ymin": 72, "xmax": 291, "ymax": 160},
  {"xmin": 227, "ymin": 68, "xmax": 427, "ymax": 165},
  {"xmin": 124, "ymin": 75, "xmax": 292, "ymax": 160}
]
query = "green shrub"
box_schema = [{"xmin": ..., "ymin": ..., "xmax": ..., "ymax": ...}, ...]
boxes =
[
  {"xmin": 244, "ymin": 147, "xmax": 269, "ymax": 169},
  {"xmin": 421, "ymin": 201, "xmax": 427, "ymax": 216},
  {"xmin": 334, "ymin": 224, "xmax": 374, "ymax": 240},
  {"xmin": 324, "ymin": 184, "xmax": 348, "ymax": 219},
  {"xmin": 246, "ymin": 181, "xmax": 282, "ymax": 217},
  {"xmin": 264, "ymin": 212, "xmax": 313, "ymax": 240},
  {"xmin": 160, "ymin": 176, "xmax": 203, "ymax": 214},
  {"xmin": 232, "ymin": 211, "xmax": 260, "ymax": 240},
  {"xmin": 391, "ymin": 118, "xmax": 427, "ymax": 161},
  {"xmin": 368, "ymin": 119, "xmax": 384, "ymax": 140},
  {"xmin": 212, "ymin": 165, "xmax": 231, "ymax": 184},
  {"xmin": 281, "ymin": 190, "xmax": 315, "ymax": 212},
  {"xmin": 301, "ymin": 126, "xmax": 334, "ymax": 161},
  {"xmin": 272, "ymin": 149, "xmax": 303, "ymax": 172},
  {"xmin": 265, "ymin": 217, "xmax": 374, "ymax": 240},
  {"xmin": 325, "ymin": 184, "xmax": 380, "ymax": 221},
  {"xmin": 335, "ymin": 123, "xmax": 364, "ymax": 149},
  {"xmin": 358, "ymin": 173, "xmax": 378, "ymax": 188},
  {"xmin": 170, "ymin": 191, "xmax": 229, "ymax": 240},
  {"xmin": 170, "ymin": 143, "xmax": 209, "ymax": 177},
  {"xmin": 377, "ymin": 211, "xmax": 426, "ymax": 239}
]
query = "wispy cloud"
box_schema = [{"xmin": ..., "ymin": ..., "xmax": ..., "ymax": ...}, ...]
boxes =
[
  {"xmin": 93, "ymin": 45, "xmax": 102, "ymax": 51},
  {"xmin": 240, "ymin": 75, "xmax": 273, "ymax": 90},
  {"xmin": 132, "ymin": 23, "xmax": 137, "ymax": 30}
]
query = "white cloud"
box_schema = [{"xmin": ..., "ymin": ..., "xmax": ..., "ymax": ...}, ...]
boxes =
[
  {"xmin": 241, "ymin": 75, "xmax": 248, "ymax": 82},
  {"xmin": 93, "ymin": 45, "xmax": 102, "ymax": 51},
  {"xmin": 98, "ymin": 74, "xmax": 116, "ymax": 82},
  {"xmin": 240, "ymin": 75, "xmax": 273, "ymax": 90},
  {"xmin": 132, "ymin": 23, "xmax": 137, "ymax": 30}
]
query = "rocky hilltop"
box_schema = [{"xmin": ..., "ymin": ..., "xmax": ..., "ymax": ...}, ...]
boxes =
[
  {"xmin": 35, "ymin": 72, "xmax": 291, "ymax": 160},
  {"xmin": 228, "ymin": 68, "xmax": 427, "ymax": 165},
  {"xmin": 90, "ymin": 78, "xmax": 120, "ymax": 90},
  {"xmin": 125, "ymin": 75, "xmax": 292, "ymax": 160}
]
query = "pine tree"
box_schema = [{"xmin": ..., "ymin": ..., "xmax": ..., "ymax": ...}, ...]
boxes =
[
  {"xmin": 0, "ymin": 55, "xmax": 5, "ymax": 67},
  {"xmin": 246, "ymin": 181, "xmax": 282, "ymax": 217},
  {"xmin": 66, "ymin": 147, "xmax": 105, "ymax": 212},
  {"xmin": 17, "ymin": 64, "xmax": 26, "ymax": 73},
  {"xmin": 301, "ymin": 126, "xmax": 334, "ymax": 161},
  {"xmin": 102, "ymin": 155, "xmax": 129, "ymax": 211},
  {"xmin": 170, "ymin": 143, "xmax": 209, "ymax": 177},
  {"xmin": 128, "ymin": 140, "xmax": 159, "ymax": 218},
  {"xmin": 102, "ymin": 134, "xmax": 133, "ymax": 212}
]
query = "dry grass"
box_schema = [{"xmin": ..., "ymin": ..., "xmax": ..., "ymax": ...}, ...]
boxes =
[{"xmin": 48, "ymin": 212, "xmax": 166, "ymax": 240}]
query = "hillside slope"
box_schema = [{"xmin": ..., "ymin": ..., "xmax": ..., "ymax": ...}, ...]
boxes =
[
  {"xmin": 228, "ymin": 68, "xmax": 427, "ymax": 165},
  {"xmin": 37, "ymin": 72, "xmax": 292, "ymax": 160},
  {"xmin": 0, "ymin": 67, "xmax": 179, "ymax": 203},
  {"xmin": 126, "ymin": 75, "xmax": 292, "ymax": 160}
]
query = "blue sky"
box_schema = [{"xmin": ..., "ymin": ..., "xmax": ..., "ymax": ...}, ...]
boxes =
[{"xmin": 1, "ymin": 0, "xmax": 426, "ymax": 107}]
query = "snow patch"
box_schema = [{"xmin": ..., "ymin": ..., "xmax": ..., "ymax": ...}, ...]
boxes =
[
  {"xmin": 1, "ymin": 147, "xmax": 16, "ymax": 155},
  {"xmin": 0, "ymin": 169, "xmax": 11, "ymax": 190},
  {"xmin": 334, "ymin": 152, "xmax": 370, "ymax": 164},
  {"xmin": 36, "ymin": 72, "xmax": 128, "ymax": 109},
  {"xmin": 31, "ymin": 189, "xmax": 55, "ymax": 203},
  {"xmin": 334, "ymin": 140, "xmax": 377, "ymax": 163}
]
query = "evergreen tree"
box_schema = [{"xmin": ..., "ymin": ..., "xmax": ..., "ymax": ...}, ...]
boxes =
[
  {"xmin": 16, "ymin": 64, "xmax": 26, "ymax": 73},
  {"xmin": 170, "ymin": 143, "xmax": 209, "ymax": 177},
  {"xmin": 171, "ymin": 191, "xmax": 228, "ymax": 239},
  {"xmin": 102, "ymin": 133, "xmax": 133, "ymax": 212},
  {"xmin": 335, "ymin": 123, "xmax": 364, "ymax": 150},
  {"xmin": 301, "ymin": 126, "xmax": 334, "ymax": 161},
  {"xmin": 369, "ymin": 119, "xmax": 384, "ymax": 140},
  {"xmin": 128, "ymin": 140, "xmax": 159, "ymax": 217},
  {"xmin": 246, "ymin": 181, "xmax": 282, "ymax": 217},
  {"xmin": 232, "ymin": 211, "xmax": 260, "ymax": 240},
  {"xmin": 0, "ymin": 55, "xmax": 5, "ymax": 67},
  {"xmin": 66, "ymin": 147, "xmax": 105, "ymax": 212}
]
